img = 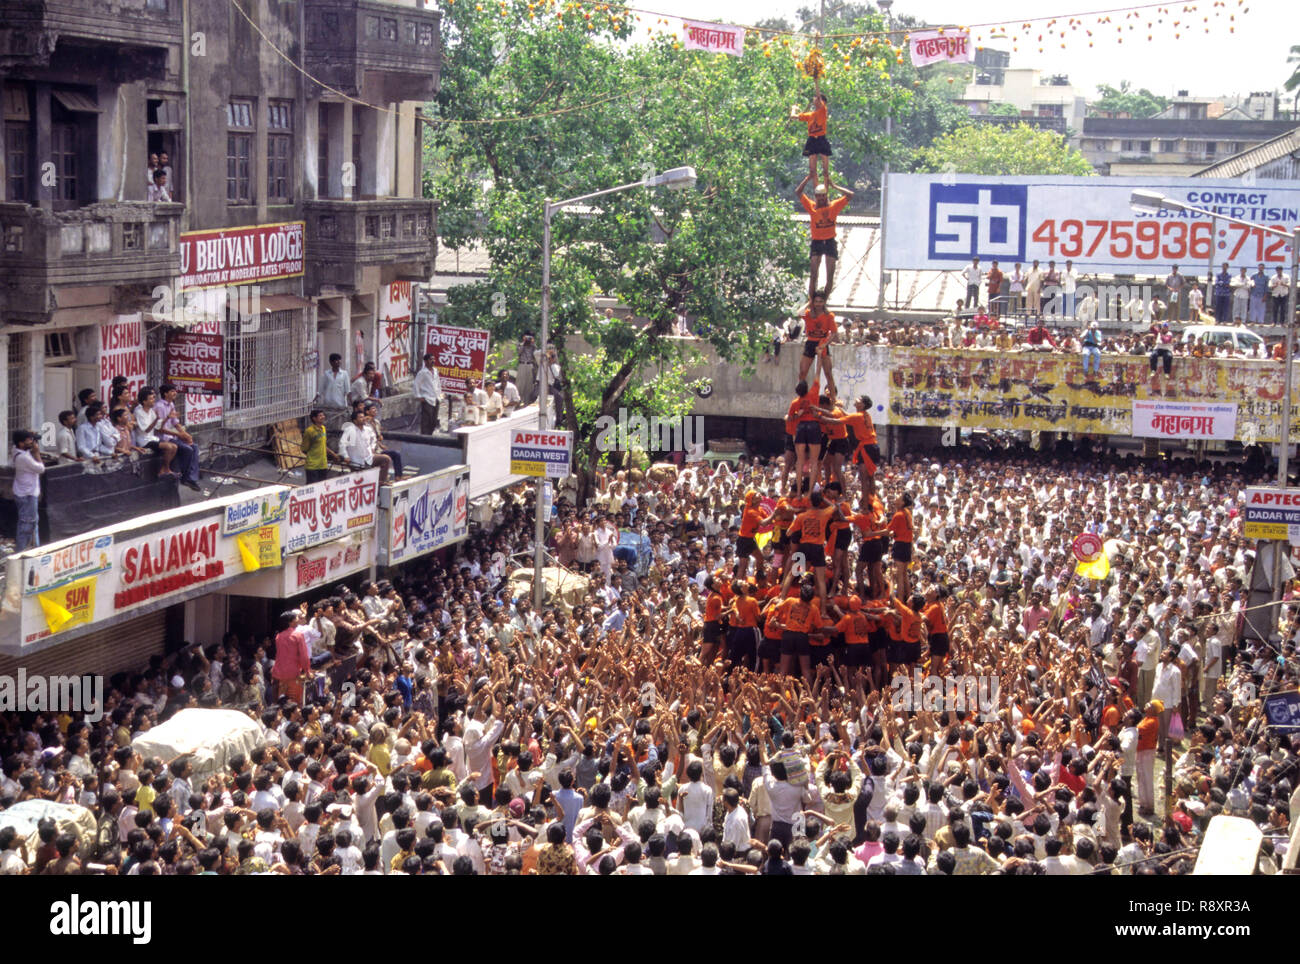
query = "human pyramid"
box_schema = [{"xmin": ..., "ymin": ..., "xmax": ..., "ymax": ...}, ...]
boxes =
[{"xmin": 699, "ymin": 73, "xmax": 936, "ymax": 694}]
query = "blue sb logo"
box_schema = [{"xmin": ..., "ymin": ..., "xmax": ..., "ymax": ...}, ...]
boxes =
[{"xmin": 928, "ymin": 182, "xmax": 1028, "ymax": 263}]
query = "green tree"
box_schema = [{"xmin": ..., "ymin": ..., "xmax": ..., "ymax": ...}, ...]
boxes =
[
  {"xmin": 985, "ymin": 102, "xmax": 1021, "ymax": 117},
  {"xmin": 1287, "ymin": 44, "xmax": 1300, "ymax": 95},
  {"xmin": 1088, "ymin": 81, "xmax": 1169, "ymax": 118},
  {"xmin": 426, "ymin": 1, "xmax": 908, "ymax": 497},
  {"xmin": 918, "ymin": 122, "xmax": 1096, "ymax": 176}
]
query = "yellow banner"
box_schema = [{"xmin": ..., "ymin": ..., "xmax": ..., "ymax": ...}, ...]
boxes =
[
  {"xmin": 510, "ymin": 460, "xmax": 545, "ymax": 478},
  {"xmin": 37, "ymin": 576, "xmax": 96, "ymax": 636},
  {"xmin": 1244, "ymin": 522, "xmax": 1291, "ymax": 540},
  {"xmin": 886, "ymin": 348, "xmax": 1299, "ymax": 442}
]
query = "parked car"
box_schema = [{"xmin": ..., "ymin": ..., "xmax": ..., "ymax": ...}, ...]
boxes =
[{"xmin": 1181, "ymin": 324, "xmax": 1265, "ymax": 354}]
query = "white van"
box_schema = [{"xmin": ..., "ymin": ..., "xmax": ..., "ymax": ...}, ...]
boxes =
[{"xmin": 1180, "ymin": 324, "xmax": 1265, "ymax": 354}]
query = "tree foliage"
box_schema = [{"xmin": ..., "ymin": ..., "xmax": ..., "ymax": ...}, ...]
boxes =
[
  {"xmin": 1089, "ymin": 81, "xmax": 1169, "ymax": 118},
  {"xmin": 425, "ymin": 1, "xmax": 911, "ymax": 489},
  {"xmin": 917, "ymin": 122, "xmax": 1096, "ymax": 176}
]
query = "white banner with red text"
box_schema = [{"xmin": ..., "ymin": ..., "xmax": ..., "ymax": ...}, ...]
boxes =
[
  {"xmin": 909, "ymin": 29, "xmax": 973, "ymax": 66},
  {"xmin": 1131, "ymin": 400, "xmax": 1237, "ymax": 441},
  {"xmin": 283, "ymin": 469, "xmax": 381, "ymax": 555},
  {"xmin": 682, "ymin": 19, "xmax": 745, "ymax": 56}
]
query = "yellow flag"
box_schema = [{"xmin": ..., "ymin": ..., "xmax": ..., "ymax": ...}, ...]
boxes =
[
  {"xmin": 1075, "ymin": 554, "xmax": 1110, "ymax": 580},
  {"xmin": 38, "ymin": 593, "xmax": 74, "ymax": 633},
  {"xmin": 755, "ymin": 530, "xmax": 772, "ymax": 551},
  {"xmin": 238, "ymin": 535, "xmax": 261, "ymax": 572}
]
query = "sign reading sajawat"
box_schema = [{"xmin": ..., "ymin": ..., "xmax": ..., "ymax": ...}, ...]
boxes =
[
  {"xmin": 886, "ymin": 349, "xmax": 1300, "ymax": 442},
  {"xmin": 178, "ymin": 221, "xmax": 304, "ymax": 290}
]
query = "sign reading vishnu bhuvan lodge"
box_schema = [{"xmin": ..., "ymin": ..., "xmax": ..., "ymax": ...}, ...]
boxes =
[{"xmin": 283, "ymin": 470, "xmax": 381, "ymax": 555}]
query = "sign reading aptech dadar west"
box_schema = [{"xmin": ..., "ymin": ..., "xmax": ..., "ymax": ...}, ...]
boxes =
[
  {"xmin": 509, "ymin": 430, "xmax": 572, "ymax": 478},
  {"xmin": 1243, "ymin": 487, "xmax": 1300, "ymax": 541}
]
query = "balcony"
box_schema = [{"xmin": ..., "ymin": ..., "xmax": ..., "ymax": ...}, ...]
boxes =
[
  {"xmin": 0, "ymin": 201, "xmax": 182, "ymax": 322},
  {"xmin": 0, "ymin": 0, "xmax": 182, "ymax": 73},
  {"xmin": 304, "ymin": 0, "xmax": 442, "ymax": 103},
  {"xmin": 303, "ymin": 198, "xmax": 436, "ymax": 292}
]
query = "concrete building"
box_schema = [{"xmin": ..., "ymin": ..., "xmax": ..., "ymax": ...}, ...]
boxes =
[
  {"xmin": 958, "ymin": 66, "xmax": 1085, "ymax": 136},
  {"xmin": 1078, "ymin": 91, "xmax": 1296, "ymax": 175},
  {"xmin": 0, "ymin": 0, "xmax": 439, "ymax": 471},
  {"xmin": 1195, "ymin": 127, "xmax": 1300, "ymax": 182}
]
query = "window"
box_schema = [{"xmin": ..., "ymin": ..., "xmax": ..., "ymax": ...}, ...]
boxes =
[
  {"xmin": 352, "ymin": 130, "xmax": 363, "ymax": 197},
  {"xmin": 267, "ymin": 100, "xmax": 293, "ymax": 203},
  {"xmin": 382, "ymin": 18, "xmax": 398, "ymax": 41},
  {"xmin": 7, "ymin": 333, "xmax": 30, "ymax": 439},
  {"xmin": 317, "ymin": 103, "xmax": 329, "ymax": 197},
  {"xmin": 1205, "ymin": 141, "xmax": 1217, "ymax": 157},
  {"xmin": 1159, "ymin": 139, "xmax": 1176, "ymax": 153},
  {"xmin": 51, "ymin": 123, "xmax": 78, "ymax": 202},
  {"xmin": 226, "ymin": 100, "xmax": 253, "ymax": 203},
  {"xmin": 5, "ymin": 124, "xmax": 27, "ymax": 202},
  {"xmin": 223, "ymin": 309, "xmax": 311, "ymax": 427}
]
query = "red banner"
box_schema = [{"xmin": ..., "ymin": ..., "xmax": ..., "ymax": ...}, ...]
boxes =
[
  {"xmin": 425, "ymin": 324, "xmax": 490, "ymax": 396},
  {"xmin": 177, "ymin": 221, "xmax": 304, "ymax": 290},
  {"xmin": 166, "ymin": 332, "xmax": 224, "ymax": 394}
]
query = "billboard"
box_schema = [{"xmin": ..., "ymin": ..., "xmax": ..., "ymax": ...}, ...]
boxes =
[
  {"xmin": 283, "ymin": 469, "xmax": 380, "ymax": 554},
  {"xmin": 883, "ymin": 174, "xmax": 1300, "ymax": 274},
  {"xmin": 425, "ymin": 324, "xmax": 490, "ymax": 396},
  {"xmin": 378, "ymin": 466, "xmax": 471, "ymax": 566},
  {"xmin": 883, "ymin": 348, "xmax": 1299, "ymax": 442},
  {"xmin": 166, "ymin": 331, "xmax": 224, "ymax": 394},
  {"xmin": 379, "ymin": 281, "xmax": 414, "ymax": 387},
  {"xmin": 510, "ymin": 429, "xmax": 572, "ymax": 478}
]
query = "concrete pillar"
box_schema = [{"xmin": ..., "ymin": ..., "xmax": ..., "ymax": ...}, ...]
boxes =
[
  {"xmin": 342, "ymin": 101, "xmax": 354, "ymax": 201},
  {"xmin": 34, "ymin": 83, "xmax": 52, "ymax": 212}
]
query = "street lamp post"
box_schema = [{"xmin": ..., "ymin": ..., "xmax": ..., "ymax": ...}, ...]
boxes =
[
  {"xmin": 877, "ymin": 0, "xmax": 893, "ymax": 316},
  {"xmin": 1132, "ymin": 190, "xmax": 1300, "ymax": 626},
  {"xmin": 533, "ymin": 166, "xmax": 697, "ymax": 610}
]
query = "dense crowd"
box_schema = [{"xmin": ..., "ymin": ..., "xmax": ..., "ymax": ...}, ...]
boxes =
[{"xmin": 3, "ymin": 401, "xmax": 1298, "ymax": 874}]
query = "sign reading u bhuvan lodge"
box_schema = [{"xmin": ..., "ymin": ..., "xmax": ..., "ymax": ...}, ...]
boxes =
[{"xmin": 177, "ymin": 221, "xmax": 305, "ymax": 290}]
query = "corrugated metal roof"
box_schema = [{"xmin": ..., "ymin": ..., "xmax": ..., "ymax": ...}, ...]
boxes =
[
  {"xmin": 1194, "ymin": 126, "xmax": 1300, "ymax": 178},
  {"xmin": 1082, "ymin": 117, "xmax": 1296, "ymax": 138}
]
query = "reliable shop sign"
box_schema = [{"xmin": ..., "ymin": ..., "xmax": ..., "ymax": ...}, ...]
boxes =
[{"xmin": 1243, "ymin": 488, "xmax": 1300, "ymax": 542}]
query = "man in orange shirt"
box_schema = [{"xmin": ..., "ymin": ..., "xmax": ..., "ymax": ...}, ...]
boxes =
[
  {"xmin": 700, "ymin": 575, "xmax": 726, "ymax": 666},
  {"xmin": 823, "ymin": 480, "xmax": 853, "ymax": 594},
  {"xmin": 851, "ymin": 495, "xmax": 887, "ymax": 598},
  {"xmin": 771, "ymin": 581, "xmax": 824, "ymax": 685},
  {"xmin": 796, "ymin": 293, "xmax": 839, "ymax": 397},
  {"xmin": 783, "ymin": 489, "xmax": 839, "ymax": 603},
  {"xmin": 816, "ymin": 395, "xmax": 850, "ymax": 488},
  {"xmin": 833, "ymin": 595, "xmax": 874, "ymax": 687},
  {"xmin": 735, "ymin": 490, "xmax": 767, "ymax": 581},
  {"xmin": 724, "ymin": 580, "xmax": 762, "ymax": 673},
  {"xmin": 787, "ymin": 380, "xmax": 823, "ymax": 495},
  {"xmin": 795, "ymin": 177, "xmax": 854, "ymax": 303}
]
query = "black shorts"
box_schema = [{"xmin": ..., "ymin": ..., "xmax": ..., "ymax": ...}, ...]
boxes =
[
  {"xmin": 781, "ymin": 630, "xmax": 811, "ymax": 656},
  {"xmin": 865, "ymin": 443, "xmax": 882, "ymax": 464},
  {"xmin": 305, "ymin": 468, "xmax": 330, "ymax": 484},
  {"xmin": 758, "ymin": 635, "xmax": 782, "ymax": 662},
  {"xmin": 702, "ymin": 621, "xmax": 722, "ymax": 644},
  {"xmin": 818, "ymin": 436, "xmax": 828, "ymax": 460},
  {"xmin": 834, "ymin": 528, "xmax": 851, "ymax": 551},
  {"xmin": 892, "ymin": 541, "xmax": 914, "ymax": 564},
  {"xmin": 798, "ymin": 543, "xmax": 826, "ymax": 569},
  {"xmin": 729, "ymin": 626, "xmax": 758, "ymax": 662},
  {"xmin": 829, "ymin": 435, "xmax": 852, "ymax": 457},
  {"xmin": 736, "ymin": 535, "xmax": 758, "ymax": 555},
  {"xmin": 886, "ymin": 637, "xmax": 910, "ymax": 664},
  {"xmin": 810, "ymin": 641, "xmax": 834, "ymax": 665},
  {"xmin": 794, "ymin": 421, "xmax": 822, "ymax": 446},
  {"xmin": 802, "ymin": 339, "xmax": 820, "ymax": 359},
  {"xmin": 929, "ymin": 632, "xmax": 951, "ymax": 657},
  {"xmin": 802, "ymin": 135, "xmax": 832, "ymax": 157},
  {"xmin": 810, "ymin": 238, "xmax": 838, "ymax": 258},
  {"xmin": 843, "ymin": 643, "xmax": 872, "ymax": 666},
  {"xmin": 901, "ymin": 640, "xmax": 922, "ymax": 664},
  {"xmin": 774, "ymin": 528, "xmax": 789, "ymax": 549},
  {"xmin": 868, "ymin": 627, "xmax": 889, "ymax": 654},
  {"xmin": 859, "ymin": 539, "xmax": 885, "ymax": 564},
  {"xmin": 784, "ymin": 434, "xmax": 796, "ymax": 453}
]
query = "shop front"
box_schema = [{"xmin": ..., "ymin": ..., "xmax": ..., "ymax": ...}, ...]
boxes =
[
  {"xmin": 0, "ymin": 486, "xmax": 288, "ymax": 677},
  {"xmin": 377, "ymin": 464, "xmax": 471, "ymax": 568}
]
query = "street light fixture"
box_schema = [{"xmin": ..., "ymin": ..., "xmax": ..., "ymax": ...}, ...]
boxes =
[
  {"xmin": 533, "ymin": 165, "xmax": 698, "ymax": 609},
  {"xmin": 1132, "ymin": 188, "xmax": 1300, "ymax": 625}
]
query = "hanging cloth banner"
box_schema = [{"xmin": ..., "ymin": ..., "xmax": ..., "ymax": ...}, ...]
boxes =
[
  {"xmin": 909, "ymin": 29, "xmax": 974, "ymax": 66},
  {"xmin": 682, "ymin": 19, "xmax": 746, "ymax": 57}
]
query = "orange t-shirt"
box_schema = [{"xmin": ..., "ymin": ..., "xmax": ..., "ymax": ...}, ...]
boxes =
[
  {"xmin": 886, "ymin": 509, "xmax": 914, "ymax": 544},
  {"xmin": 792, "ymin": 505, "xmax": 835, "ymax": 545},
  {"xmin": 803, "ymin": 312, "xmax": 837, "ymax": 347},
  {"xmin": 800, "ymin": 195, "xmax": 848, "ymax": 241},
  {"xmin": 799, "ymin": 103, "xmax": 828, "ymax": 138},
  {"xmin": 762, "ymin": 599, "xmax": 786, "ymax": 640},
  {"xmin": 776, "ymin": 596, "xmax": 823, "ymax": 634},
  {"xmin": 787, "ymin": 380, "xmax": 821, "ymax": 424},
  {"xmin": 826, "ymin": 505, "xmax": 849, "ymax": 545},
  {"xmin": 922, "ymin": 601, "xmax": 948, "ymax": 635},
  {"xmin": 740, "ymin": 506, "xmax": 765, "ymax": 538},
  {"xmin": 837, "ymin": 611, "xmax": 873, "ymax": 645},
  {"xmin": 1137, "ymin": 716, "xmax": 1159, "ymax": 751},
  {"xmin": 732, "ymin": 596, "xmax": 761, "ymax": 629},
  {"xmin": 823, "ymin": 406, "xmax": 849, "ymax": 439},
  {"xmin": 858, "ymin": 412, "xmax": 877, "ymax": 446},
  {"xmin": 704, "ymin": 592, "xmax": 723, "ymax": 623},
  {"xmin": 889, "ymin": 598, "xmax": 921, "ymax": 643}
]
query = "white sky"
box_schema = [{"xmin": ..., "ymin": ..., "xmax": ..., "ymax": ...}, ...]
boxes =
[{"xmin": 633, "ymin": 0, "xmax": 1297, "ymax": 102}]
